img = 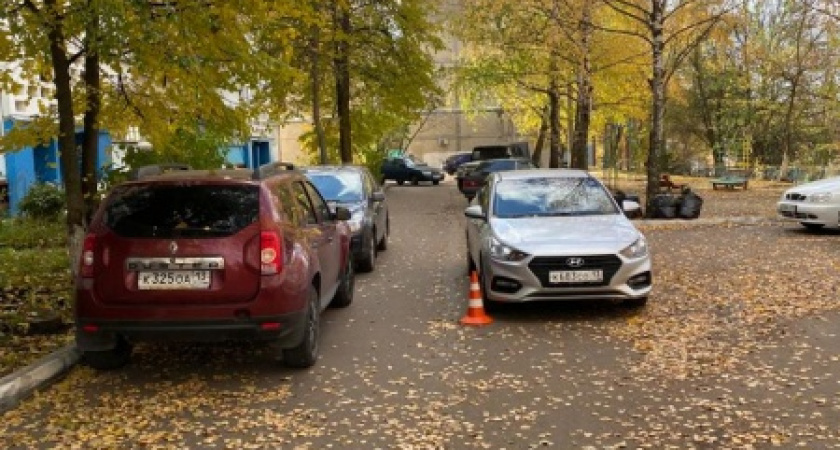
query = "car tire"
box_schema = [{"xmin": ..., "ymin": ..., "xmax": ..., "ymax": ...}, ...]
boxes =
[
  {"xmin": 330, "ymin": 257, "xmax": 355, "ymax": 308},
  {"xmin": 376, "ymin": 219, "xmax": 389, "ymax": 251},
  {"xmin": 283, "ymin": 286, "xmax": 320, "ymax": 368},
  {"xmin": 83, "ymin": 337, "xmax": 133, "ymax": 370},
  {"xmin": 411, "ymin": 175, "xmax": 419, "ymax": 186},
  {"xmin": 467, "ymin": 249, "xmax": 476, "ymax": 274},
  {"xmin": 801, "ymin": 223, "xmax": 825, "ymax": 231},
  {"xmin": 623, "ymin": 297, "xmax": 648, "ymax": 308},
  {"xmin": 357, "ymin": 231, "xmax": 376, "ymax": 272}
]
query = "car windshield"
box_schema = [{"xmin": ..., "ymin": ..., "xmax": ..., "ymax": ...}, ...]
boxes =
[
  {"xmin": 104, "ymin": 184, "xmax": 260, "ymax": 238},
  {"xmin": 307, "ymin": 172, "xmax": 364, "ymax": 202},
  {"xmin": 492, "ymin": 176, "xmax": 619, "ymax": 218}
]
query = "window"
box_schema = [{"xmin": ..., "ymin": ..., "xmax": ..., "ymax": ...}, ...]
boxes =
[
  {"xmin": 303, "ymin": 181, "xmax": 331, "ymax": 222},
  {"xmin": 104, "ymin": 184, "xmax": 260, "ymax": 238},
  {"xmin": 293, "ymin": 182, "xmax": 318, "ymax": 225}
]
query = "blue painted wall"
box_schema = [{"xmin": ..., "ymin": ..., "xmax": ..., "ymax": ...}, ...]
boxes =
[
  {"xmin": 224, "ymin": 140, "xmax": 271, "ymax": 169},
  {"xmin": 2, "ymin": 118, "xmax": 112, "ymax": 215}
]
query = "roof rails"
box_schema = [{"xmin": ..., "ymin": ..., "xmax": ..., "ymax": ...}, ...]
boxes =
[
  {"xmin": 253, "ymin": 162, "xmax": 297, "ymax": 180},
  {"xmin": 130, "ymin": 164, "xmax": 192, "ymax": 180}
]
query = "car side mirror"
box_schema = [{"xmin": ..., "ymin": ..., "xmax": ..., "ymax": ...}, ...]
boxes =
[
  {"xmin": 371, "ymin": 191, "xmax": 386, "ymax": 202},
  {"xmin": 334, "ymin": 206, "xmax": 351, "ymax": 221},
  {"xmin": 464, "ymin": 204, "xmax": 486, "ymax": 220}
]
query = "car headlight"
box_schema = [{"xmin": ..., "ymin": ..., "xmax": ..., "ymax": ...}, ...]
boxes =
[
  {"xmin": 808, "ymin": 192, "xmax": 834, "ymax": 203},
  {"xmin": 620, "ymin": 236, "xmax": 649, "ymax": 259},
  {"xmin": 489, "ymin": 236, "xmax": 529, "ymax": 262}
]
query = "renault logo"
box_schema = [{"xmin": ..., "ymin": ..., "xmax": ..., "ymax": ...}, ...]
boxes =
[{"xmin": 566, "ymin": 257, "xmax": 585, "ymax": 268}]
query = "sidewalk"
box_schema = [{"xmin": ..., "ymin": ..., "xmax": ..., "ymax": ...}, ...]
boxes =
[{"xmin": 0, "ymin": 344, "xmax": 79, "ymax": 413}]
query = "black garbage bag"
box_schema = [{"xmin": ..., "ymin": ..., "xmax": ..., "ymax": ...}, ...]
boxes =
[
  {"xmin": 678, "ymin": 189, "xmax": 703, "ymax": 219},
  {"xmin": 651, "ymin": 193, "xmax": 678, "ymax": 219}
]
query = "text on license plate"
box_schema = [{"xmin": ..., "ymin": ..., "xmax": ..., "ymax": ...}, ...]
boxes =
[
  {"xmin": 138, "ymin": 271, "xmax": 211, "ymax": 290},
  {"xmin": 549, "ymin": 270, "xmax": 603, "ymax": 283}
]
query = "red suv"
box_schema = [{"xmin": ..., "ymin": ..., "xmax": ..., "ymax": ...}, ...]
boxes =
[{"xmin": 75, "ymin": 163, "xmax": 354, "ymax": 369}]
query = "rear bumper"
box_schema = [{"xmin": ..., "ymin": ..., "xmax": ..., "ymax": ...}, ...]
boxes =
[{"xmin": 76, "ymin": 312, "xmax": 307, "ymax": 351}]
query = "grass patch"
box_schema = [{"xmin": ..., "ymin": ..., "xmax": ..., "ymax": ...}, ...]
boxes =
[
  {"xmin": 0, "ymin": 218, "xmax": 67, "ymax": 249},
  {"xmin": 1, "ymin": 219, "xmax": 73, "ymax": 377}
]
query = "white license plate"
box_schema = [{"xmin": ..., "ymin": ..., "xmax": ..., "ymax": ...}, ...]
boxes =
[
  {"xmin": 138, "ymin": 271, "xmax": 211, "ymax": 290},
  {"xmin": 778, "ymin": 204, "xmax": 796, "ymax": 213},
  {"xmin": 549, "ymin": 270, "xmax": 603, "ymax": 283}
]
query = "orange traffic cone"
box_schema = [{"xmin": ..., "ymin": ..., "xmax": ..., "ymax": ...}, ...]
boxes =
[{"xmin": 460, "ymin": 271, "xmax": 493, "ymax": 326}]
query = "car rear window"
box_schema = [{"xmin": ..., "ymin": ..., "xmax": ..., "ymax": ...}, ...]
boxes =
[{"xmin": 103, "ymin": 184, "xmax": 260, "ymax": 238}]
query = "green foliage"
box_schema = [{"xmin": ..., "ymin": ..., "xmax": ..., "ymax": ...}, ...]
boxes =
[{"xmin": 17, "ymin": 183, "xmax": 66, "ymax": 221}]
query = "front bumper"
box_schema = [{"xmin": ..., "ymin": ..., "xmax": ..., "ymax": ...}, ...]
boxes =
[
  {"xmin": 480, "ymin": 253, "xmax": 652, "ymax": 302},
  {"xmin": 777, "ymin": 201, "xmax": 840, "ymax": 226}
]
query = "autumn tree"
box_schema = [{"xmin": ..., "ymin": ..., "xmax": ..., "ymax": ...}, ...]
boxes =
[
  {"xmin": 0, "ymin": 0, "xmax": 304, "ymax": 275},
  {"xmin": 600, "ymin": 0, "xmax": 731, "ymax": 216}
]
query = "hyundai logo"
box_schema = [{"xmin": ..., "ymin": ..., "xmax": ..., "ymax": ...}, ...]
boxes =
[{"xmin": 566, "ymin": 257, "xmax": 585, "ymax": 268}]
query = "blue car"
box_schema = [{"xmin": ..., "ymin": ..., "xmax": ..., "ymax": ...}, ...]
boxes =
[
  {"xmin": 443, "ymin": 153, "xmax": 473, "ymax": 175},
  {"xmin": 302, "ymin": 165, "xmax": 390, "ymax": 272}
]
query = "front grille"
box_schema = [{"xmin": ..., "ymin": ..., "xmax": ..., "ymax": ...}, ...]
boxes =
[
  {"xmin": 528, "ymin": 255, "xmax": 622, "ymax": 288},
  {"xmin": 785, "ymin": 193, "xmax": 806, "ymax": 201}
]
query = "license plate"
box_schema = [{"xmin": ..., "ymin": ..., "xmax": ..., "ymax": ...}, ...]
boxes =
[
  {"xmin": 138, "ymin": 271, "xmax": 211, "ymax": 290},
  {"xmin": 549, "ymin": 270, "xmax": 603, "ymax": 283},
  {"xmin": 778, "ymin": 204, "xmax": 796, "ymax": 213}
]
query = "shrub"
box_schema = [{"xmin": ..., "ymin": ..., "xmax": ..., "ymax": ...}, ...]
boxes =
[{"xmin": 18, "ymin": 183, "xmax": 66, "ymax": 220}]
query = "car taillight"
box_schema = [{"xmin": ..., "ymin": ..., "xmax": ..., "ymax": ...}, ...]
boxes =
[
  {"xmin": 80, "ymin": 234, "xmax": 96, "ymax": 278},
  {"xmin": 260, "ymin": 231, "xmax": 283, "ymax": 275}
]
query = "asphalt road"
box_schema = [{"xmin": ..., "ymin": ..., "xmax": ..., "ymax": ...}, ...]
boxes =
[{"xmin": 2, "ymin": 178, "xmax": 840, "ymax": 448}]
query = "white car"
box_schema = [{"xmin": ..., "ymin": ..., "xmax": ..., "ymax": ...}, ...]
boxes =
[
  {"xmin": 776, "ymin": 176, "xmax": 840, "ymax": 230},
  {"xmin": 465, "ymin": 169, "xmax": 652, "ymax": 308}
]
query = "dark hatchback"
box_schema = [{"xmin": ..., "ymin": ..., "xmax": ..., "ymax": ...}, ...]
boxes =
[
  {"xmin": 458, "ymin": 158, "xmax": 537, "ymax": 200},
  {"xmin": 381, "ymin": 156, "xmax": 445, "ymax": 185},
  {"xmin": 302, "ymin": 165, "xmax": 389, "ymax": 272},
  {"xmin": 443, "ymin": 153, "xmax": 472, "ymax": 175}
]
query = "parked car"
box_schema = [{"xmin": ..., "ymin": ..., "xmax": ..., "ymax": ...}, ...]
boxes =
[
  {"xmin": 458, "ymin": 157, "xmax": 536, "ymax": 201},
  {"xmin": 381, "ymin": 155, "xmax": 444, "ymax": 185},
  {"xmin": 75, "ymin": 162, "xmax": 354, "ymax": 370},
  {"xmin": 456, "ymin": 143, "xmax": 532, "ymax": 189},
  {"xmin": 302, "ymin": 165, "xmax": 389, "ymax": 272},
  {"xmin": 443, "ymin": 153, "xmax": 473, "ymax": 175},
  {"xmin": 776, "ymin": 175, "xmax": 840, "ymax": 230},
  {"xmin": 465, "ymin": 169, "xmax": 652, "ymax": 309}
]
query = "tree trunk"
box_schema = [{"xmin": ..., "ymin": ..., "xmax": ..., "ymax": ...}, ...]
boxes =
[
  {"xmin": 310, "ymin": 20, "xmax": 327, "ymax": 164},
  {"xmin": 82, "ymin": 14, "xmax": 101, "ymax": 223},
  {"xmin": 645, "ymin": 1, "xmax": 666, "ymax": 218},
  {"xmin": 571, "ymin": 1, "xmax": 593, "ymax": 170},
  {"xmin": 334, "ymin": 5, "xmax": 352, "ymax": 164},
  {"xmin": 548, "ymin": 79, "xmax": 562, "ymax": 168},
  {"xmin": 532, "ymin": 105, "xmax": 549, "ymax": 167},
  {"xmin": 45, "ymin": 0, "xmax": 84, "ymax": 278}
]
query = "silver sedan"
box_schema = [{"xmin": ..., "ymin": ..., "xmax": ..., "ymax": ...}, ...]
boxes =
[{"xmin": 465, "ymin": 169, "xmax": 652, "ymax": 308}]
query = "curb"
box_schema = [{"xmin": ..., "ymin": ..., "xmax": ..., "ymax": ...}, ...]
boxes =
[{"xmin": 0, "ymin": 344, "xmax": 80, "ymax": 413}]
